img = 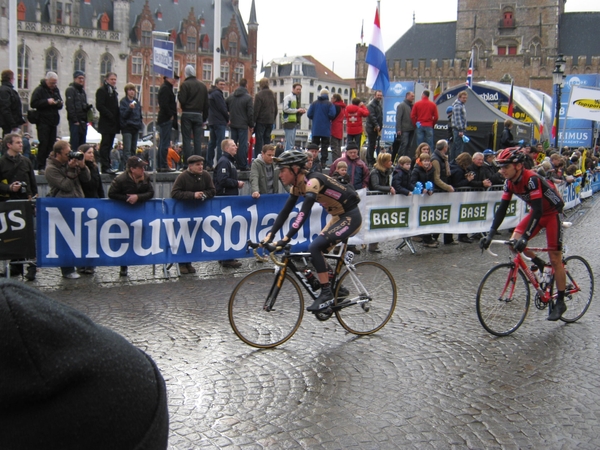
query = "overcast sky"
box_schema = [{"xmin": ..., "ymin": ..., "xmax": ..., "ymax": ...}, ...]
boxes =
[{"xmin": 237, "ymin": 0, "xmax": 600, "ymax": 80}]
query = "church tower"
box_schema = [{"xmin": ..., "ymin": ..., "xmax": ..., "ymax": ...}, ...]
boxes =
[
  {"xmin": 455, "ymin": 0, "xmax": 564, "ymax": 86},
  {"xmin": 247, "ymin": 0, "xmax": 258, "ymax": 74}
]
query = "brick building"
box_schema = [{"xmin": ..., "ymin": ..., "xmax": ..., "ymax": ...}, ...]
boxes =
[
  {"xmin": 354, "ymin": 0, "xmax": 600, "ymax": 97},
  {"xmin": 0, "ymin": 0, "xmax": 258, "ymax": 138}
]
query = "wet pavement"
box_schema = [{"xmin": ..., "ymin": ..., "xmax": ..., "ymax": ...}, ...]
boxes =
[{"xmin": 14, "ymin": 196, "xmax": 600, "ymax": 449}]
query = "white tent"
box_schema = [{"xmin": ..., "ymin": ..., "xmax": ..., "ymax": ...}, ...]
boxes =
[{"xmin": 61, "ymin": 123, "xmax": 102, "ymax": 144}]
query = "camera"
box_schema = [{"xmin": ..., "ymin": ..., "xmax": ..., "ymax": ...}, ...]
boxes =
[
  {"xmin": 19, "ymin": 181, "xmax": 27, "ymax": 194},
  {"xmin": 55, "ymin": 99, "xmax": 63, "ymax": 107},
  {"xmin": 68, "ymin": 151, "xmax": 84, "ymax": 160}
]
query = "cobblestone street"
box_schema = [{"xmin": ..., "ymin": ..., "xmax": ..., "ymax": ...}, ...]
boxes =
[{"xmin": 29, "ymin": 196, "xmax": 600, "ymax": 449}]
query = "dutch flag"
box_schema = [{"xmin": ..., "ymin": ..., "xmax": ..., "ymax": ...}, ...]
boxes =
[{"xmin": 366, "ymin": 5, "xmax": 390, "ymax": 93}]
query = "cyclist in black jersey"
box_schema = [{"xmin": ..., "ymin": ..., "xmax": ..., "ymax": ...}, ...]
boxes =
[{"xmin": 261, "ymin": 150, "xmax": 363, "ymax": 312}]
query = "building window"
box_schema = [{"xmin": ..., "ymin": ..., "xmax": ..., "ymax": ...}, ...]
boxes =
[
  {"xmin": 202, "ymin": 63, "xmax": 212, "ymax": 81},
  {"xmin": 45, "ymin": 48, "xmax": 58, "ymax": 72},
  {"xmin": 310, "ymin": 80, "xmax": 314, "ymax": 86},
  {"xmin": 132, "ymin": 55, "xmax": 143, "ymax": 75},
  {"xmin": 74, "ymin": 51, "xmax": 86, "ymax": 73},
  {"xmin": 498, "ymin": 45, "xmax": 517, "ymax": 55},
  {"xmin": 279, "ymin": 92, "xmax": 284, "ymax": 103},
  {"xmin": 141, "ymin": 21, "xmax": 152, "ymax": 47},
  {"xmin": 309, "ymin": 93, "xmax": 314, "ymax": 103},
  {"xmin": 234, "ymin": 64, "xmax": 244, "ymax": 82},
  {"xmin": 279, "ymin": 79, "xmax": 284, "ymax": 86},
  {"xmin": 174, "ymin": 60, "xmax": 180, "ymax": 79},
  {"xmin": 100, "ymin": 53, "xmax": 113, "ymax": 84},
  {"xmin": 293, "ymin": 64, "xmax": 300, "ymax": 75},
  {"xmin": 18, "ymin": 45, "xmax": 29, "ymax": 89},
  {"xmin": 187, "ymin": 27, "xmax": 197, "ymax": 53},
  {"xmin": 56, "ymin": 2, "xmax": 63, "ymax": 24},
  {"xmin": 221, "ymin": 62, "xmax": 229, "ymax": 81},
  {"xmin": 228, "ymin": 32, "xmax": 237, "ymax": 56},
  {"xmin": 149, "ymin": 86, "xmax": 159, "ymax": 107},
  {"xmin": 17, "ymin": 2, "xmax": 26, "ymax": 21},
  {"xmin": 293, "ymin": 78, "xmax": 300, "ymax": 84},
  {"xmin": 64, "ymin": 3, "xmax": 71, "ymax": 25},
  {"xmin": 503, "ymin": 11, "xmax": 514, "ymax": 28}
]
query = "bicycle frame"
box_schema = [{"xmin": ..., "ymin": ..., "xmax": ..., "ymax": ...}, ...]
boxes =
[
  {"xmin": 490, "ymin": 242, "xmax": 581, "ymax": 303},
  {"xmin": 259, "ymin": 242, "xmax": 368, "ymax": 313}
]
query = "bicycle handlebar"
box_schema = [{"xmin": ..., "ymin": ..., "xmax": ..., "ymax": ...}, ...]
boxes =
[{"xmin": 246, "ymin": 240, "xmax": 289, "ymax": 267}]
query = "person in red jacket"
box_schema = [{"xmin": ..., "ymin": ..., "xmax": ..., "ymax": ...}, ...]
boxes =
[
  {"xmin": 330, "ymin": 94, "xmax": 346, "ymax": 164},
  {"xmin": 410, "ymin": 90, "xmax": 438, "ymax": 151},
  {"xmin": 345, "ymin": 98, "xmax": 370, "ymax": 145}
]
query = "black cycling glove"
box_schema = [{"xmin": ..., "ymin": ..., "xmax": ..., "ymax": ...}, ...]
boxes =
[
  {"xmin": 513, "ymin": 236, "xmax": 528, "ymax": 253},
  {"xmin": 479, "ymin": 230, "xmax": 496, "ymax": 250}
]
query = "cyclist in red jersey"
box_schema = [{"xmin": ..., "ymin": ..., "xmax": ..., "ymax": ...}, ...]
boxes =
[
  {"xmin": 480, "ymin": 147, "xmax": 567, "ymax": 321},
  {"xmin": 261, "ymin": 150, "xmax": 362, "ymax": 312}
]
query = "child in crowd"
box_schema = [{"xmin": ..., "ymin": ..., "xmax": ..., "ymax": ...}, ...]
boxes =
[
  {"xmin": 331, "ymin": 161, "xmax": 350, "ymax": 184},
  {"xmin": 392, "ymin": 156, "xmax": 414, "ymax": 196}
]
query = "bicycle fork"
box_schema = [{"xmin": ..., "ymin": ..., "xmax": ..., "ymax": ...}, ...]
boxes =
[{"xmin": 264, "ymin": 265, "xmax": 287, "ymax": 312}]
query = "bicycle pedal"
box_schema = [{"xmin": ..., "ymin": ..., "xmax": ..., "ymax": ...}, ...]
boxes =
[{"xmin": 314, "ymin": 308, "xmax": 333, "ymax": 321}]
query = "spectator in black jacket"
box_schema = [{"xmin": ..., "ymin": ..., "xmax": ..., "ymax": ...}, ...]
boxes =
[
  {"xmin": 448, "ymin": 152, "xmax": 475, "ymax": 245},
  {"xmin": 481, "ymin": 149, "xmax": 504, "ymax": 185},
  {"xmin": 0, "ymin": 133, "xmax": 37, "ymax": 279},
  {"xmin": 226, "ymin": 78, "xmax": 254, "ymax": 170},
  {"xmin": 206, "ymin": 78, "xmax": 229, "ymax": 170},
  {"xmin": 500, "ymin": 119, "xmax": 518, "ymax": 149},
  {"xmin": 65, "ymin": 71, "xmax": 91, "ymax": 151},
  {"xmin": 157, "ymin": 75, "xmax": 179, "ymax": 171},
  {"xmin": 0, "ymin": 70, "xmax": 25, "ymax": 137},
  {"xmin": 78, "ymin": 144, "xmax": 104, "ymax": 275},
  {"xmin": 253, "ymin": 77, "xmax": 278, "ymax": 158},
  {"xmin": 30, "ymin": 72, "xmax": 63, "ymax": 173},
  {"xmin": 108, "ymin": 156, "xmax": 154, "ymax": 277},
  {"xmin": 467, "ymin": 152, "xmax": 493, "ymax": 189},
  {"xmin": 95, "ymin": 72, "xmax": 120, "ymax": 174},
  {"xmin": 179, "ymin": 65, "xmax": 209, "ymax": 165},
  {"xmin": 410, "ymin": 153, "xmax": 437, "ymax": 248},
  {"xmin": 213, "ymin": 139, "xmax": 244, "ymax": 269}
]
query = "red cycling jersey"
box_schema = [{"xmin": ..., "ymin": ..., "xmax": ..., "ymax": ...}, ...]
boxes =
[{"xmin": 501, "ymin": 169, "xmax": 563, "ymax": 215}]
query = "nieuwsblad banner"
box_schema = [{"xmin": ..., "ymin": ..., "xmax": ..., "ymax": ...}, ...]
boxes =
[{"xmin": 36, "ymin": 190, "xmax": 529, "ymax": 267}]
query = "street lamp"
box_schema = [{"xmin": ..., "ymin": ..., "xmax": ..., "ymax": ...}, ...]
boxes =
[{"xmin": 552, "ymin": 54, "xmax": 566, "ymax": 149}]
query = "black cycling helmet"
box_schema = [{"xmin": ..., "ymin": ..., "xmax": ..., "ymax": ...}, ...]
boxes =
[
  {"xmin": 495, "ymin": 147, "xmax": 526, "ymax": 167},
  {"xmin": 273, "ymin": 150, "xmax": 308, "ymax": 170}
]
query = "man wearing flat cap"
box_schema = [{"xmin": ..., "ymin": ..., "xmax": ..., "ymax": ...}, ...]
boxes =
[
  {"xmin": 171, "ymin": 154, "xmax": 216, "ymax": 274},
  {"xmin": 65, "ymin": 70, "xmax": 92, "ymax": 151},
  {"xmin": 108, "ymin": 156, "xmax": 155, "ymax": 277}
]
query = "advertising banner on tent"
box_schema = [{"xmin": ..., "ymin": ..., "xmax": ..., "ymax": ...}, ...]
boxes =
[
  {"xmin": 566, "ymin": 85, "xmax": 600, "ymax": 121},
  {"xmin": 382, "ymin": 81, "xmax": 414, "ymax": 142}
]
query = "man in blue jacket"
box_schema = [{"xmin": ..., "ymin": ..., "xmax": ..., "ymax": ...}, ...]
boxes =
[{"xmin": 307, "ymin": 89, "xmax": 336, "ymax": 168}]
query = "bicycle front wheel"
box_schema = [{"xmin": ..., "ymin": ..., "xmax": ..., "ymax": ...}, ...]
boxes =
[
  {"xmin": 335, "ymin": 261, "xmax": 397, "ymax": 335},
  {"xmin": 476, "ymin": 263, "xmax": 530, "ymax": 336},
  {"xmin": 561, "ymin": 255, "xmax": 594, "ymax": 323},
  {"xmin": 228, "ymin": 268, "xmax": 304, "ymax": 348}
]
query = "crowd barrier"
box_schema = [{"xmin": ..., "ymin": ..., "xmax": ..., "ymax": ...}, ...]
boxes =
[{"xmin": 1, "ymin": 171, "xmax": 598, "ymax": 267}]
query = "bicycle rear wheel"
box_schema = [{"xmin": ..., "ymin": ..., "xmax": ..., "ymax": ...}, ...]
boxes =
[
  {"xmin": 561, "ymin": 255, "xmax": 594, "ymax": 323},
  {"xmin": 228, "ymin": 269, "xmax": 304, "ymax": 348},
  {"xmin": 334, "ymin": 261, "xmax": 397, "ymax": 335},
  {"xmin": 476, "ymin": 263, "xmax": 530, "ymax": 336}
]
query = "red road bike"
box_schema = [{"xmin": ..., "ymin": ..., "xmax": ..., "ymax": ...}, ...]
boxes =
[{"xmin": 476, "ymin": 239, "xmax": 593, "ymax": 336}]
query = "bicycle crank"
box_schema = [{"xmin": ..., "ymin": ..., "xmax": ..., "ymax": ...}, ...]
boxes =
[
  {"xmin": 314, "ymin": 307, "xmax": 333, "ymax": 321},
  {"xmin": 534, "ymin": 293, "xmax": 549, "ymax": 310}
]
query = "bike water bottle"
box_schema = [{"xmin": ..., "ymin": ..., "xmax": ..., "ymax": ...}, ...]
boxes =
[
  {"xmin": 530, "ymin": 265, "xmax": 543, "ymax": 283},
  {"xmin": 304, "ymin": 269, "xmax": 320, "ymax": 290},
  {"xmin": 543, "ymin": 265, "xmax": 553, "ymax": 284}
]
